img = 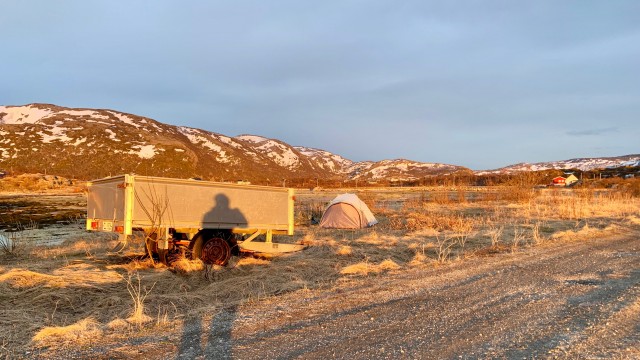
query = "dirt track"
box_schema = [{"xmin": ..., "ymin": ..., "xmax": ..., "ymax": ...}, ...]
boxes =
[{"xmin": 35, "ymin": 230, "xmax": 640, "ymax": 359}]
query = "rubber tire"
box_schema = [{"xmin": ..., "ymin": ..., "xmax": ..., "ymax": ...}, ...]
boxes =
[{"xmin": 191, "ymin": 230, "xmax": 234, "ymax": 265}]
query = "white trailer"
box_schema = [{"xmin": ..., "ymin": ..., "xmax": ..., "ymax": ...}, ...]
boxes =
[{"xmin": 86, "ymin": 174, "xmax": 303, "ymax": 265}]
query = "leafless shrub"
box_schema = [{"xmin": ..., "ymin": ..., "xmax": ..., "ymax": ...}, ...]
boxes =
[
  {"xmin": 451, "ymin": 217, "xmax": 474, "ymax": 251},
  {"xmin": 136, "ymin": 185, "xmax": 172, "ymax": 262},
  {"xmin": 0, "ymin": 221, "xmax": 36, "ymax": 256},
  {"xmin": 435, "ymin": 233, "xmax": 456, "ymax": 263},
  {"xmin": 487, "ymin": 225, "xmax": 504, "ymax": 249},
  {"xmin": 123, "ymin": 272, "xmax": 156, "ymax": 327},
  {"xmin": 532, "ymin": 222, "xmax": 544, "ymax": 245},
  {"xmin": 295, "ymin": 201, "xmax": 324, "ymax": 225},
  {"xmin": 511, "ymin": 227, "xmax": 526, "ymax": 253}
]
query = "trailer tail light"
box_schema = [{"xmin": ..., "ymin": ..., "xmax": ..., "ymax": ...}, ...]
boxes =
[
  {"xmin": 91, "ymin": 221, "xmax": 99, "ymax": 230},
  {"xmin": 115, "ymin": 226, "xmax": 124, "ymax": 233}
]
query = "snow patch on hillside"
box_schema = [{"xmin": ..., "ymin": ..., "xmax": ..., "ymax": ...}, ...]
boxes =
[
  {"xmin": 179, "ymin": 127, "xmax": 222, "ymax": 152},
  {"xmin": 294, "ymin": 146, "xmax": 353, "ymax": 172},
  {"xmin": 105, "ymin": 129, "xmax": 120, "ymax": 142},
  {"xmin": 178, "ymin": 127, "xmax": 231, "ymax": 163},
  {"xmin": 129, "ymin": 144, "xmax": 157, "ymax": 159},
  {"xmin": 40, "ymin": 126, "xmax": 73, "ymax": 143},
  {"xmin": 216, "ymin": 135, "xmax": 243, "ymax": 149},
  {"xmin": 0, "ymin": 105, "xmax": 53, "ymax": 124},
  {"xmin": 256, "ymin": 141, "xmax": 300, "ymax": 168},
  {"xmin": 236, "ymin": 135, "xmax": 268, "ymax": 143},
  {"xmin": 108, "ymin": 111, "xmax": 140, "ymax": 128},
  {"xmin": 60, "ymin": 110, "xmax": 109, "ymax": 120}
]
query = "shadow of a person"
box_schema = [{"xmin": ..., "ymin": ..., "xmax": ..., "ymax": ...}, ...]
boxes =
[
  {"xmin": 176, "ymin": 307, "xmax": 237, "ymax": 360},
  {"xmin": 200, "ymin": 194, "xmax": 247, "ymax": 264},
  {"xmin": 204, "ymin": 305, "xmax": 237, "ymax": 359},
  {"xmin": 202, "ymin": 194, "xmax": 247, "ymax": 227},
  {"xmin": 175, "ymin": 195, "xmax": 245, "ymax": 359}
]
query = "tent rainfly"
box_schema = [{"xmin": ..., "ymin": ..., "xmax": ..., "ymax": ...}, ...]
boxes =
[{"xmin": 319, "ymin": 193, "xmax": 378, "ymax": 229}]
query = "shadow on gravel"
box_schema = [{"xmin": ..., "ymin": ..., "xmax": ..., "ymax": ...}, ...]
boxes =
[{"xmin": 176, "ymin": 306, "xmax": 237, "ymax": 360}]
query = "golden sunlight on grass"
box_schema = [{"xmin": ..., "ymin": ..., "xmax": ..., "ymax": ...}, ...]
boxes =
[
  {"xmin": 33, "ymin": 317, "xmax": 103, "ymax": 347},
  {"xmin": 336, "ymin": 245, "xmax": 353, "ymax": 256},
  {"xmin": 340, "ymin": 259, "xmax": 401, "ymax": 276},
  {"xmin": 170, "ymin": 257, "xmax": 205, "ymax": 273},
  {"xmin": 0, "ymin": 264, "xmax": 121, "ymax": 288}
]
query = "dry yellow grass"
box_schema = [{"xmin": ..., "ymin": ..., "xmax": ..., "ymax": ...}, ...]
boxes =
[
  {"xmin": 1, "ymin": 185, "xmax": 639, "ymax": 356},
  {"xmin": 340, "ymin": 259, "xmax": 401, "ymax": 276},
  {"xmin": 336, "ymin": 245, "xmax": 353, "ymax": 256},
  {"xmin": 0, "ymin": 263, "xmax": 121, "ymax": 288},
  {"xmin": 33, "ymin": 317, "xmax": 103, "ymax": 347}
]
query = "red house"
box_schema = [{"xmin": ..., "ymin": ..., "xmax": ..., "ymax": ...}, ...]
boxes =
[{"xmin": 552, "ymin": 176, "xmax": 566, "ymax": 186}]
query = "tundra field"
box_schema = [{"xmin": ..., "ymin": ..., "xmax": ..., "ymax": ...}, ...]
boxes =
[{"xmin": 1, "ymin": 177, "xmax": 639, "ymax": 359}]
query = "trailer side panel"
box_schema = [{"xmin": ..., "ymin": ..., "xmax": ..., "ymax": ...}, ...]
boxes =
[{"xmin": 131, "ymin": 177, "xmax": 291, "ymax": 232}]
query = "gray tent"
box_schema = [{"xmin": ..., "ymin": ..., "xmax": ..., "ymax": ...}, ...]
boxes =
[{"xmin": 319, "ymin": 193, "xmax": 378, "ymax": 229}]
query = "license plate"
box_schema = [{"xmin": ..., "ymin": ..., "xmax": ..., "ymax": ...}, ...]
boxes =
[{"xmin": 102, "ymin": 221, "xmax": 113, "ymax": 232}]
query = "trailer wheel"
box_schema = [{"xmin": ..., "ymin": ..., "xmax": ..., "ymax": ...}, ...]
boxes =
[
  {"xmin": 202, "ymin": 237, "xmax": 231, "ymax": 266},
  {"xmin": 192, "ymin": 232, "xmax": 232, "ymax": 266}
]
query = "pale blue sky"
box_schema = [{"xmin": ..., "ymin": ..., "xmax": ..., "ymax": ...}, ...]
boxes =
[{"xmin": 1, "ymin": 1, "xmax": 639, "ymax": 169}]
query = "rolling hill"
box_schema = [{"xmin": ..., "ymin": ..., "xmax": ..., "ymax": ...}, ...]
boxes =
[{"xmin": 0, "ymin": 103, "xmax": 468, "ymax": 183}]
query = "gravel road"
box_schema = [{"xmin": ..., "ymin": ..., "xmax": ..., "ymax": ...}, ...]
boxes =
[{"xmin": 34, "ymin": 230, "xmax": 640, "ymax": 359}]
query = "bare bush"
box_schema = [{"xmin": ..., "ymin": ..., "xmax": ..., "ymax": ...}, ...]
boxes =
[
  {"xmin": 435, "ymin": 233, "xmax": 456, "ymax": 263},
  {"xmin": 0, "ymin": 221, "xmax": 36, "ymax": 256},
  {"xmin": 451, "ymin": 217, "xmax": 474, "ymax": 251},
  {"xmin": 511, "ymin": 227, "xmax": 526, "ymax": 253},
  {"xmin": 296, "ymin": 201, "xmax": 325, "ymax": 225},
  {"xmin": 123, "ymin": 272, "xmax": 156, "ymax": 327},
  {"xmin": 532, "ymin": 222, "xmax": 544, "ymax": 245},
  {"xmin": 487, "ymin": 225, "xmax": 504, "ymax": 249}
]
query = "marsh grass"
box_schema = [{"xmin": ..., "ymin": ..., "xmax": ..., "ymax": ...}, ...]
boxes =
[{"xmin": 0, "ymin": 221, "xmax": 38, "ymax": 256}]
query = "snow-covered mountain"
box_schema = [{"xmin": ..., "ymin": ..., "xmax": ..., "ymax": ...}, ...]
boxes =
[
  {"xmin": 294, "ymin": 146, "xmax": 354, "ymax": 173},
  {"xmin": 346, "ymin": 159, "xmax": 467, "ymax": 181},
  {"xmin": 0, "ymin": 103, "xmax": 466, "ymax": 182},
  {"xmin": 3, "ymin": 103, "xmax": 634, "ymax": 183},
  {"xmin": 478, "ymin": 155, "xmax": 640, "ymax": 175}
]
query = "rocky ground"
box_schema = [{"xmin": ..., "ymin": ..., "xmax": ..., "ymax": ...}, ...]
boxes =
[{"xmin": 30, "ymin": 229, "xmax": 640, "ymax": 359}]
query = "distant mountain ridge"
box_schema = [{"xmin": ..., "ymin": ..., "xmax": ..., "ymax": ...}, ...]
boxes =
[
  {"xmin": 1, "ymin": 103, "xmax": 636, "ymax": 182},
  {"xmin": 0, "ymin": 103, "xmax": 467, "ymax": 182},
  {"xmin": 478, "ymin": 155, "xmax": 640, "ymax": 175}
]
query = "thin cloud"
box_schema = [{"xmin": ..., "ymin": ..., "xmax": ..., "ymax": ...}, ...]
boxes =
[{"xmin": 566, "ymin": 127, "xmax": 618, "ymax": 136}]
